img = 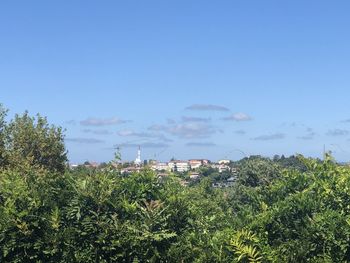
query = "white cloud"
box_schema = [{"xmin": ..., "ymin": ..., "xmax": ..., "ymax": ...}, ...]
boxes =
[
  {"xmin": 65, "ymin": 137, "xmax": 104, "ymax": 144},
  {"xmin": 186, "ymin": 142, "xmax": 216, "ymax": 147},
  {"xmin": 185, "ymin": 104, "xmax": 230, "ymax": 112},
  {"xmin": 326, "ymin": 129, "xmax": 349, "ymax": 136},
  {"xmin": 116, "ymin": 142, "xmax": 169, "ymax": 148},
  {"xmin": 166, "ymin": 123, "xmax": 217, "ymax": 138},
  {"xmin": 182, "ymin": 116, "xmax": 211, "ymax": 122},
  {"xmin": 223, "ymin": 113, "xmax": 252, "ymax": 121},
  {"xmin": 117, "ymin": 129, "xmax": 173, "ymax": 142},
  {"xmin": 298, "ymin": 128, "xmax": 316, "ymax": 140},
  {"xmin": 234, "ymin": 129, "xmax": 246, "ymax": 135},
  {"xmin": 82, "ymin": 129, "xmax": 112, "ymax": 135},
  {"xmin": 252, "ymin": 133, "xmax": 285, "ymax": 141},
  {"xmin": 80, "ymin": 117, "xmax": 130, "ymax": 126}
]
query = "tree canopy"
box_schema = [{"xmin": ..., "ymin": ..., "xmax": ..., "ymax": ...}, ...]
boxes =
[{"xmin": 0, "ymin": 105, "xmax": 67, "ymax": 172}]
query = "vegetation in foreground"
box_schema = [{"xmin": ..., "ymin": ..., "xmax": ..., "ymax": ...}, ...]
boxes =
[{"xmin": 1, "ymin": 105, "xmax": 350, "ymax": 262}]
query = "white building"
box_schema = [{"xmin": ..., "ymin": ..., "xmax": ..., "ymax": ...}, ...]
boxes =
[
  {"xmin": 188, "ymin": 159, "xmax": 210, "ymax": 170},
  {"xmin": 168, "ymin": 160, "xmax": 190, "ymax": 172},
  {"xmin": 210, "ymin": 163, "xmax": 230, "ymax": 173},
  {"xmin": 218, "ymin": 159, "xmax": 230, "ymax": 165},
  {"xmin": 218, "ymin": 164, "xmax": 230, "ymax": 173},
  {"xmin": 151, "ymin": 162, "xmax": 170, "ymax": 172},
  {"xmin": 69, "ymin": 164, "xmax": 79, "ymax": 169},
  {"xmin": 189, "ymin": 159, "xmax": 203, "ymax": 170}
]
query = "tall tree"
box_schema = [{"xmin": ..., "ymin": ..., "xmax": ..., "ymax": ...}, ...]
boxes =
[
  {"xmin": 0, "ymin": 104, "xmax": 8, "ymax": 167},
  {"xmin": 3, "ymin": 110, "xmax": 67, "ymax": 172}
]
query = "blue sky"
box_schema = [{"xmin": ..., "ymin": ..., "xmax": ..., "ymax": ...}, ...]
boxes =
[{"xmin": 1, "ymin": 1, "xmax": 350, "ymax": 163}]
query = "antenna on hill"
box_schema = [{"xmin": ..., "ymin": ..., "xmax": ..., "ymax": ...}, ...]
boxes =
[{"xmin": 153, "ymin": 147, "xmax": 167, "ymax": 161}]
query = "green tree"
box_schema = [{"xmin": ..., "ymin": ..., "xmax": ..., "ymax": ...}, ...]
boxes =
[
  {"xmin": 236, "ymin": 157, "xmax": 281, "ymax": 187},
  {"xmin": 0, "ymin": 104, "xmax": 8, "ymax": 167},
  {"xmin": 3, "ymin": 110, "xmax": 67, "ymax": 172}
]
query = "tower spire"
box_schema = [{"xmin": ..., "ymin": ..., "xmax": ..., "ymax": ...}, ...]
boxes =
[{"xmin": 135, "ymin": 146, "xmax": 142, "ymax": 166}]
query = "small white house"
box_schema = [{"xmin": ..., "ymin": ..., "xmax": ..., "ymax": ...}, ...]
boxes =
[{"xmin": 189, "ymin": 172, "xmax": 200, "ymax": 180}]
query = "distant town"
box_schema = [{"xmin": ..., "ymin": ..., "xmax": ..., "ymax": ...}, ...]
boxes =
[{"xmin": 69, "ymin": 147, "xmax": 238, "ymax": 188}]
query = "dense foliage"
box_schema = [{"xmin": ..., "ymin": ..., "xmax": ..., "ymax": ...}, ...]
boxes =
[
  {"xmin": 2, "ymin": 155, "xmax": 350, "ymax": 262},
  {"xmin": 1, "ymin": 108, "xmax": 350, "ymax": 262},
  {"xmin": 0, "ymin": 105, "xmax": 67, "ymax": 173}
]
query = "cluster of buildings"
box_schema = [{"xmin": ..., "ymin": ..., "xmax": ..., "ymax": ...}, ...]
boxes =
[
  {"xmin": 151, "ymin": 159, "xmax": 209, "ymax": 173},
  {"xmin": 147, "ymin": 158, "xmax": 237, "ymax": 187},
  {"xmin": 149, "ymin": 159, "xmax": 231, "ymax": 173},
  {"xmin": 70, "ymin": 148, "xmax": 238, "ymax": 187},
  {"xmin": 115, "ymin": 157, "xmax": 235, "ymax": 177}
]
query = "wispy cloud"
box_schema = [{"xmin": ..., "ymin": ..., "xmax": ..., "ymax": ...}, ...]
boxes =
[
  {"xmin": 149, "ymin": 122, "xmax": 218, "ymax": 139},
  {"xmin": 148, "ymin": 124, "xmax": 167, "ymax": 131},
  {"xmin": 298, "ymin": 133, "xmax": 316, "ymax": 140},
  {"xmin": 185, "ymin": 142, "xmax": 216, "ymax": 147},
  {"xmin": 116, "ymin": 142, "xmax": 169, "ymax": 148},
  {"xmin": 117, "ymin": 129, "xmax": 173, "ymax": 142},
  {"xmin": 80, "ymin": 117, "xmax": 130, "ymax": 126},
  {"xmin": 82, "ymin": 129, "xmax": 112, "ymax": 135},
  {"xmin": 185, "ymin": 104, "xmax": 230, "ymax": 112},
  {"xmin": 65, "ymin": 137, "xmax": 104, "ymax": 144},
  {"xmin": 234, "ymin": 129, "xmax": 246, "ymax": 135},
  {"xmin": 280, "ymin": 122, "xmax": 302, "ymax": 128},
  {"xmin": 223, "ymin": 113, "xmax": 252, "ymax": 121},
  {"xmin": 298, "ymin": 128, "xmax": 316, "ymax": 140},
  {"xmin": 182, "ymin": 116, "xmax": 211, "ymax": 122},
  {"xmin": 169, "ymin": 123, "xmax": 218, "ymax": 138},
  {"xmin": 252, "ymin": 133, "xmax": 285, "ymax": 141},
  {"xmin": 167, "ymin": 118, "xmax": 176, "ymax": 124},
  {"xmin": 326, "ymin": 129, "xmax": 349, "ymax": 136},
  {"xmin": 298, "ymin": 135, "xmax": 315, "ymax": 140},
  {"xmin": 65, "ymin": 120, "xmax": 77, "ymax": 125}
]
